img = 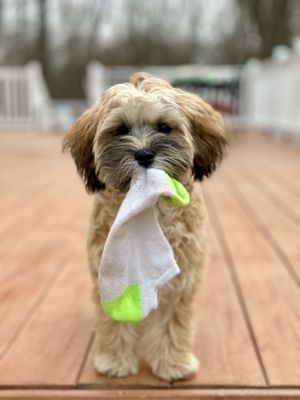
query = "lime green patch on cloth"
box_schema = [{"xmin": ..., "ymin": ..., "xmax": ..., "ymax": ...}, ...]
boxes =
[
  {"xmin": 163, "ymin": 174, "xmax": 190, "ymax": 207},
  {"xmin": 101, "ymin": 283, "xmax": 142, "ymax": 322}
]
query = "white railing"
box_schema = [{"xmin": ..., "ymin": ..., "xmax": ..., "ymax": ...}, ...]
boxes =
[
  {"xmin": 87, "ymin": 46, "xmax": 300, "ymax": 142},
  {"xmin": 240, "ymin": 39, "xmax": 300, "ymax": 141},
  {"xmin": 0, "ymin": 61, "xmax": 53, "ymax": 131},
  {"xmin": 86, "ymin": 63, "xmax": 179, "ymax": 105},
  {"xmin": 86, "ymin": 62, "xmax": 239, "ymax": 105}
]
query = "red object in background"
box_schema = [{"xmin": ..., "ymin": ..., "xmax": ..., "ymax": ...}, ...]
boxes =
[{"xmin": 210, "ymin": 101, "xmax": 234, "ymax": 113}]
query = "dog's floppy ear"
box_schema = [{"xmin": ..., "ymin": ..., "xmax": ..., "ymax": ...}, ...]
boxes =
[
  {"xmin": 179, "ymin": 92, "xmax": 227, "ymax": 181},
  {"xmin": 62, "ymin": 105, "xmax": 105, "ymax": 193}
]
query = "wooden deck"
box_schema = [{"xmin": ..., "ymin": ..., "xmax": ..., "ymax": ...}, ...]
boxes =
[{"xmin": 0, "ymin": 133, "xmax": 299, "ymax": 399}]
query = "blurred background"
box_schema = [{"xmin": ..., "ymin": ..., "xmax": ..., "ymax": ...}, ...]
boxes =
[{"xmin": 0, "ymin": 0, "xmax": 300, "ymax": 140}]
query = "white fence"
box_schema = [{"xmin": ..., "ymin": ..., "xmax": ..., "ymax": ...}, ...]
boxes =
[
  {"xmin": 86, "ymin": 63, "xmax": 181, "ymax": 105},
  {"xmin": 87, "ymin": 43, "xmax": 300, "ymax": 141},
  {"xmin": 86, "ymin": 62, "xmax": 239, "ymax": 105},
  {"xmin": 0, "ymin": 62, "xmax": 53, "ymax": 131},
  {"xmin": 240, "ymin": 40, "xmax": 300, "ymax": 141}
]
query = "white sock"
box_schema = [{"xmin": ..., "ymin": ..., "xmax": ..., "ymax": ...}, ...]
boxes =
[{"xmin": 99, "ymin": 168, "xmax": 190, "ymax": 322}]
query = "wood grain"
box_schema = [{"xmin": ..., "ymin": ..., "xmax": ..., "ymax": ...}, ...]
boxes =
[
  {"xmin": 0, "ymin": 133, "xmax": 299, "ymax": 398},
  {"xmin": 1, "ymin": 389, "xmax": 300, "ymax": 400},
  {"xmin": 0, "ymin": 244, "xmax": 94, "ymax": 385},
  {"xmin": 221, "ymin": 164, "xmax": 300, "ymax": 283},
  {"xmin": 240, "ymin": 133, "xmax": 300, "ymax": 186},
  {"xmin": 229, "ymin": 149, "xmax": 300, "ymax": 224},
  {"xmin": 204, "ymin": 173, "xmax": 300, "ymax": 386}
]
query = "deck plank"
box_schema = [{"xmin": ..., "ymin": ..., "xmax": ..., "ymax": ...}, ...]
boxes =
[
  {"xmin": 242, "ymin": 133, "xmax": 300, "ymax": 166},
  {"xmin": 0, "ymin": 137, "xmax": 88, "ymax": 264},
  {"xmin": 240, "ymin": 134, "xmax": 300, "ymax": 186},
  {"xmin": 0, "ymin": 211, "xmax": 87, "ymax": 358},
  {"xmin": 1, "ymin": 389, "xmax": 300, "ymax": 400},
  {"xmin": 0, "ymin": 182, "xmax": 80, "ymax": 264},
  {"xmin": 221, "ymin": 164, "xmax": 300, "ymax": 283},
  {"xmin": 204, "ymin": 172, "xmax": 300, "ymax": 386},
  {"xmin": 0, "ymin": 135, "xmax": 69, "ymax": 211},
  {"xmin": 228, "ymin": 145, "xmax": 300, "ymax": 225},
  {"xmin": 0, "ymin": 167, "xmax": 90, "ymax": 357},
  {"xmin": 0, "ymin": 133, "xmax": 299, "ymax": 398},
  {"xmin": 0, "ymin": 244, "xmax": 93, "ymax": 386},
  {"xmin": 0, "ymin": 137, "xmax": 92, "ymax": 358}
]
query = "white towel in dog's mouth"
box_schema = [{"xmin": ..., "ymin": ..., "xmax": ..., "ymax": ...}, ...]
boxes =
[{"xmin": 99, "ymin": 168, "xmax": 190, "ymax": 322}]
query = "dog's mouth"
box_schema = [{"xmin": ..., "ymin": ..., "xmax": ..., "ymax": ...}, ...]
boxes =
[
  {"xmin": 116, "ymin": 167, "xmax": 181, "ymax": 194},
  {"xmin": 100, "ymin": 153, "xmax": 187, "ymax": 193},
  {"xmin": 116, "ymin": 164, "xmax": 157, "ymax": 192}
]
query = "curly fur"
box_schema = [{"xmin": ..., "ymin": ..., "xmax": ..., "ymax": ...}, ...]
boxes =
[{"xmin": 63, "ymin": 72, "xmax": 226, "ymax": 381}]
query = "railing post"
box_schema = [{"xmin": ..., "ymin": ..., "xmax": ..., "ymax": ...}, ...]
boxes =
[
  {"xmin": 26, "ymin": 61, "xmax": 53, "ymax": 131},
  {"xmin": 86, "ymin": 62, "xmax": 107, "ymax": 105}
]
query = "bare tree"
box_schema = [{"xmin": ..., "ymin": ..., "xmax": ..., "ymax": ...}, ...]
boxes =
[
  {"xmin": 237, "ymin": 0, "xmax": 292, "ymax": 58},
  {"xmin": 0, "ymin": 0, "xmax": 298, "ymax": 98},
  {"xmin": 36, "ymin": 0, "xmax": 48, "ymax": 75}
]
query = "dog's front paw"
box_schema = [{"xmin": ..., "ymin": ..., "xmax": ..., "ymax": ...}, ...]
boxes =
[
  {"xmin": 94, "ymin": 352, "xmax": 139, "ymax": 377},
  {"xmin": 150, "ymin": 352, "xmax": 199, "ymax": 382}
]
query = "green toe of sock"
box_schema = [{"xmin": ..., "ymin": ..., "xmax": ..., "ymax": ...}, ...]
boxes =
[
  {"xmin": 102, "ymin": 283, "xmax": 142, "ymax": 322},
  {"xmin": 163, "ymin": 173, "xmax": 190, "ymax": 207}
]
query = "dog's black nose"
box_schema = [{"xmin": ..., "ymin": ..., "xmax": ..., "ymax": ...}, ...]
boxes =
[{"xmin": 134, "ymin": 149, "xmax": 155, "ymax": 167}]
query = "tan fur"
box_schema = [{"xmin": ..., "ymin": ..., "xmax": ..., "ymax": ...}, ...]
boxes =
[{"xmin": 63, "ymin": 72, "xmax": 226, "ymax": 381}]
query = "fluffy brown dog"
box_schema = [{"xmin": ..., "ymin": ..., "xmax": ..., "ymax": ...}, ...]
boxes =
[{"xmin": 63, "ymin": 72, "xmax": 226, "ymax": 382}]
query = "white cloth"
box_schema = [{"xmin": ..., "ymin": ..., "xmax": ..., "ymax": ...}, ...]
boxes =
[{"xmin": 99, "ymin": 168, "xmax": 188, "ymax": 322}]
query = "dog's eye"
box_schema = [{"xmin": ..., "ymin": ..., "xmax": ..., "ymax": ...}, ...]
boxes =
[
  {"xmin": 158, "ymin": 123, "xmax": 172, "ymax": 134},
  {"xmin": 115, "ymin": 124, "xmax": 129, "ymax": 136}
]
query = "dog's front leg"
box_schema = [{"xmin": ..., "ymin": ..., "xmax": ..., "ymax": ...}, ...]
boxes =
[
  {"xmin": 87, "ymin": 216, "xmax": 140, "ymax": 378},
  {"xmin": 93, "ymin": 310, "xmax": 140, "ymax": 377},
  {"xmin": 141, "ymin": 288, "xmax": 199, "ymax": 382}
]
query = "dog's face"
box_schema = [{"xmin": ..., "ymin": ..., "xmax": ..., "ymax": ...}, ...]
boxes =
[
  {"xmin": 63, "ymin": 73, "xmax": 226, "ymax": 193},
  {"xmin": 92, "ymin": 84, "xmax": 195, "ymax": 192}
]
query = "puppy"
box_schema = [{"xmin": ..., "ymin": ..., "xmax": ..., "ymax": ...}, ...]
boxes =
[{"xmin": 63, "ymin": 72, "xmax": 226, "ymax": 382}]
